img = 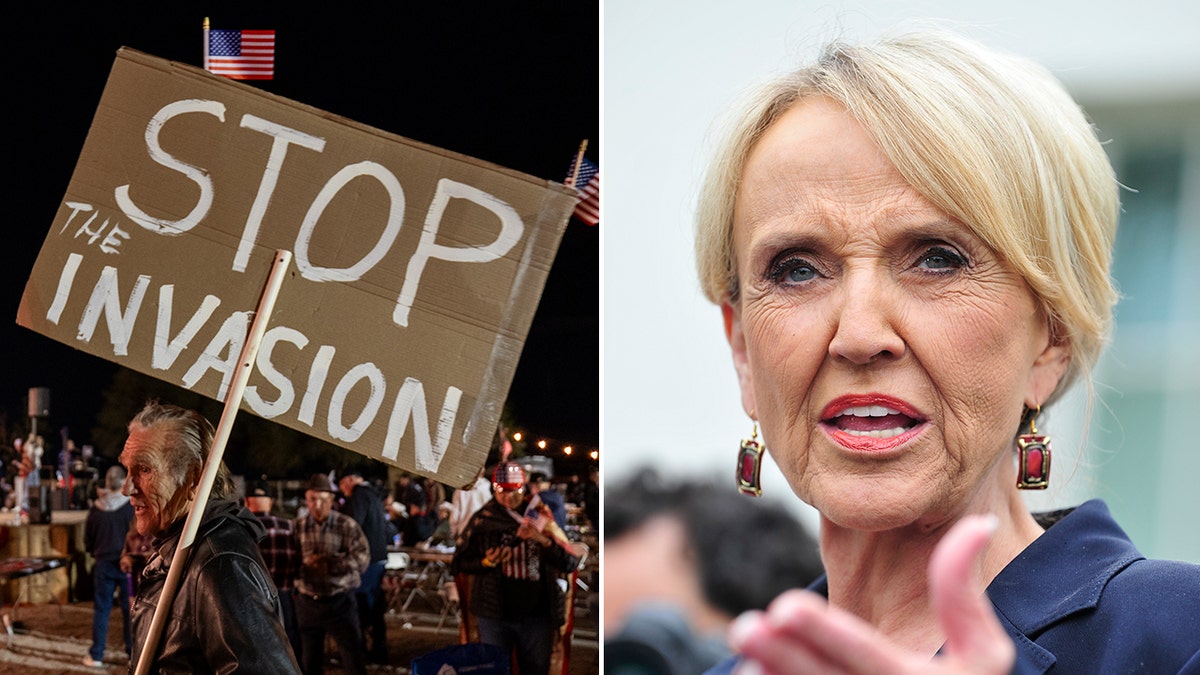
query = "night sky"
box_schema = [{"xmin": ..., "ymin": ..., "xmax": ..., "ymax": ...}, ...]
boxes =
[{"xmin": 5, "ymin": 5, "xmax": 598, "ymax": 466}]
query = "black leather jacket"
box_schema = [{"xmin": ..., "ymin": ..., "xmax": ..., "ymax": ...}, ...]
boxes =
[{"xmin": 130, "ymin": 500, "xmax": 300, "ymax": 674}]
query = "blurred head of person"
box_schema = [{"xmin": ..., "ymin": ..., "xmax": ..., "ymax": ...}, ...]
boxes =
[
  {"xmin": 604, "ymin": 468, "xmax": 823, "ymax": 674},
  {"xmin": 304, "ymin": 473, "xmax": 337, "ymax": 522},
  {"xmin": 491, "ymin": 461, "xmax": 527, "ymax": 511}
]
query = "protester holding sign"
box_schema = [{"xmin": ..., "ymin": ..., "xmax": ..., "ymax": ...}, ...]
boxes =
[
  {"xmin": 451, "ymin": 462, "xmax": 579, "ymax": 675},
  {"xmin": 121, "ymin": 401, "xmax": 299, "ymax": 674}
]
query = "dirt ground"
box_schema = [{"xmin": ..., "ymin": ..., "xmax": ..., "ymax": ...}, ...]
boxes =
[{"xmin": 0, "ymin": 595, "xmax": 599, "ymax": 674}]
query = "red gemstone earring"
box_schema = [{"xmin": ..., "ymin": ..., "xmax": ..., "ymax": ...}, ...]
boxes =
[
  {"xmin": 1016, "ymin": 405, "xmax": 1051, "ymax": 490},
  {"xmin": 736, "ymin": 417, "xmax": 764, "ymax": 497}
]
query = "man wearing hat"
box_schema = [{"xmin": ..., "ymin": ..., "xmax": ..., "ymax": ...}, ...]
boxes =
[
  {"xmin": 293, "ymin": 473, "xmax": 370, "ymax": 675},
  {"xmin": 245, "ymin": 480, "xmax": 302, "ymax": 661},
  {"xmin": 452, "ymin": 462, "xmax": 580, "ymax": 675}
]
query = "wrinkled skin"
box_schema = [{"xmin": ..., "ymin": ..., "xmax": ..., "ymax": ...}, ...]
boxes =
[
  {"xmin": 120, "ymin": 426, "xmax": 195, "ymax": 537},
  {"xmin": 721, "ymin": 98, "xmax": 1070, "ymax": 673}
]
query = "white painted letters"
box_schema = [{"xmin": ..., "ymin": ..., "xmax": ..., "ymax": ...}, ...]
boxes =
[
  {"xmin": 152, "ymin": 285, "xmax": 222, "ymax": 371},
  {"xmin": 181, "ymin": 310, "xmax": 249, "ymax": 400},
  {"xmin": 245, "ymin": 326, "xmax": 309, "ymax": 418},
  {"xmin": 383, "ymin": 377, "xmax": 462, "ymax": 472},
  {"xmin": 394, "ymin": 179, "xmax": 522, "ymax": 327},
  {"xmin": 295, "ymin": 161, "xmax": 406, "ymax": 283},
  {"xmin": 327, "ymin": 362, "xmax": 386, "ymax": 442},
  {"xmin": 77, "ymin": 265, "xmax": 151, "ymax": 356},
  {"xmin": 114, "ymin": 99, "xmax": 226, "ymax": 235},
  {"xmin": 234, "ymin": 115, "xmax": 327, "ymax": 273}
]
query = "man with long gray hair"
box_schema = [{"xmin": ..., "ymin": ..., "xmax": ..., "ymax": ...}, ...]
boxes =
[{"xmin": 120, "ymin": 401, "xmax": 299, "ymax": 673}]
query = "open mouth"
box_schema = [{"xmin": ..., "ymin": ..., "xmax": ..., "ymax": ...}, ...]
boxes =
[{"xmin": 822, "ymin": 404, "xmax": 922, "ymax": 439}]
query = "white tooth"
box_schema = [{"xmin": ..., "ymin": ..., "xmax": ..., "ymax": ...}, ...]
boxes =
[
  {"xmin": 844, "ymin": 427, "xmax": 906, "ymax": 438},
  {"xmin": 840, "ymin": 405, "xmax": 901, "ymax": 418}
]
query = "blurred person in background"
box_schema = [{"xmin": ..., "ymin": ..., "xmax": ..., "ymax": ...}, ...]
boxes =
[
  {"xmin": 429, "ymin": 501, "xmax": 456, "ymax": 546},
  {"xmin": 294, "ymin": 473, "xmax": 369, "ymax": 675},
  {"xmin": 581, "ymin": 464, "xmax": 599, "ymax": 529},
  {"xmin": 690, "ymin": 28, "xmax": 1200, "ymax": 672},
  {"xmin": 83, "ymin": 464, "xmax": 134, "ymax": 667},
  {"xmin": 451, "ymin": 465, "xmax": 492, "ymax": 544},
  {"xmin": 245, "ymin": 480, "xmax": 302, "ymax": 662},
  {"xmin": 529, "ymin": 471, "xmax": 567, "ymax": 528},
  {"xmin": 604, "ymin": 469, "xmax": 823, "ymax": 675},
  {"xmin": 338, "ymin": 470, "xmax": 390, "ymax": 663},
  {"xmin": 393, "ymin": 472, "xmax": 428, "ymax": 545}
]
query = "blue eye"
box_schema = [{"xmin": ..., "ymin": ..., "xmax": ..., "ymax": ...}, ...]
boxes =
[
  {"xmin": 769, "ymin": 256, "xmax": 818, "ymax": 285},
  {"xmin": 917, "ymin": 246, "xmax": 966, "ymax": 271}
]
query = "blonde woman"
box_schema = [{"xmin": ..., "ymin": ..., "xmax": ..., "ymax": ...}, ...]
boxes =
[{"xmin": 694, "ymin": 31, "xmax": 1200, "ymax": 674}]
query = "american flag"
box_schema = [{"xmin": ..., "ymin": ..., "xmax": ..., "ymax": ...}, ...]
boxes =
[
  {"xmin": 206, "ymin": 29, "xmax": 275, "ymax": 81},
  {"xmin": 567, "ymin": 157, "xmax": 599, "ymax": 226}
]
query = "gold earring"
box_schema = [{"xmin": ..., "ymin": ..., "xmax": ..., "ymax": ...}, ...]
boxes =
[
  {"xmin": 1016, "ymin": 405, "xmax": 1051, "ymax": 490},
  {"xmin": 736, "ymin": 417, "xmax": 765, "ymax": 497}
]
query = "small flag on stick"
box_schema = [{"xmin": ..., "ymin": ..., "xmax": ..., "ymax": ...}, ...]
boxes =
[
  {"xmin": 203, "ymin": 18, "xmax": 275, "ymax": 81},
  {"xmin": 565, "ymin": 144, "xmax": 599, "ymax": 226}
]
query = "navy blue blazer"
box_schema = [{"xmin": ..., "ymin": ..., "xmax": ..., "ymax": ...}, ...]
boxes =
[{"xmin": 707, "ymin": 500, "xmax": 1200, "ymax": 674}]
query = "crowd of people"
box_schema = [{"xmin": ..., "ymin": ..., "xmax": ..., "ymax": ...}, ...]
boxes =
[
  {"xmin": 64, "ymin": 400, "xmax": 598, "ymax": 674},
  {"xmin": 1, "ymin": 430, "xmax": 99, "ymax": 516}
]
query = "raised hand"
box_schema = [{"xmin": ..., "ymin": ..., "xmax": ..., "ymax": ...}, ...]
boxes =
[{"xmin": 729, "ymin": 515, "xmax": 1015, "ymax": 674}]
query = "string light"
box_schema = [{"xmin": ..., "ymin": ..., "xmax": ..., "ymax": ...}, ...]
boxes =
[{"xmin": 506, "ymin": 427, "xmax": 596, "ymax": 467}]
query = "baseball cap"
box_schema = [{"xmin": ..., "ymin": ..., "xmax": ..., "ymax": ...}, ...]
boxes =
[
  {"xmin": 246, "ymin": 480, "xmax": 271, "ymax": 498},
  {"xmin": 492, "ymin": 462, "xmax": 526, "ymax": 490}
]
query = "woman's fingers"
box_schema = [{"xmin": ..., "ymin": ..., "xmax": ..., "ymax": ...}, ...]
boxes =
[
  {"xmin": 929, "ymin": 514, "xmax": 1015, "ymax": 671},
  {"xmin": 732, "ymin": 592, "xmax": 924, "ymax": 674},
  {"xmin": 731, "ymin": 608, "xmax": 839, "ymax": 674},
  {"xmin": 727, "ymin": 514, "xmax": 1017, "ymax": 674}
]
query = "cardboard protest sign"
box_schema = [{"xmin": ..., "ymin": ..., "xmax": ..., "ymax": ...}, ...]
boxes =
[{"xmin": 17, "ymin": 48, "xmax": 578, "ymax": 487}]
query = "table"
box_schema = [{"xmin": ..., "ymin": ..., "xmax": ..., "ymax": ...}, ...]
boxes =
[
  {"xmin": 1, "ymin": 556, "xmax": 69, "ymax": 648},
  {"xmin": 384, "ymin": 547, "xmax": 455, "ymax": 627}
]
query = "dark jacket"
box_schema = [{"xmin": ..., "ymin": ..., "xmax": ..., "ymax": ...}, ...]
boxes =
[
  {"xmin": 130, "ymin": 499, "xmax": 300, "ymax": 674},
  {"xmin": 85, "ymin": 491, "xmax": 134, "ymax": 562},
  {"xmin": 343, "ymin": 481, "xmax": 389, "ymax": 562},
  {"xmin": 537, "ymin": 489, "xmax": 568, "ymax": 529},
  {"xmin": 707, "ymin": 500, "xmax": 1200, "ymax": 674},
  {"xmin": 452, "ymin": 497, "xmax": 579, "ymax": 623}
]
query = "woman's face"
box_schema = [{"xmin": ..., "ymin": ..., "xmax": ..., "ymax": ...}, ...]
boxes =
[{"xmin": 724, "ymin": 98, "xmax": 1070, "ymax": 530}]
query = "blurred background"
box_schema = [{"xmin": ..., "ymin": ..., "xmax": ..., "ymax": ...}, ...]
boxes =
[{"xmin": 604, "ymin": 0, "xmax": 1200, "ymax": 565}]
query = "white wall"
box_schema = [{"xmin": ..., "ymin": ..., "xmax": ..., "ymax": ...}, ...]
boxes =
[{"xmin": 603, "ymin": 0, "xmax": 1200, "ymax": 534}]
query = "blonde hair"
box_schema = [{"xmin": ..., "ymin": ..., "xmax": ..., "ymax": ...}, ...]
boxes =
[{"xmin": 695, "ymin": 30, "xmax": 1119, "ymax": 403}]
